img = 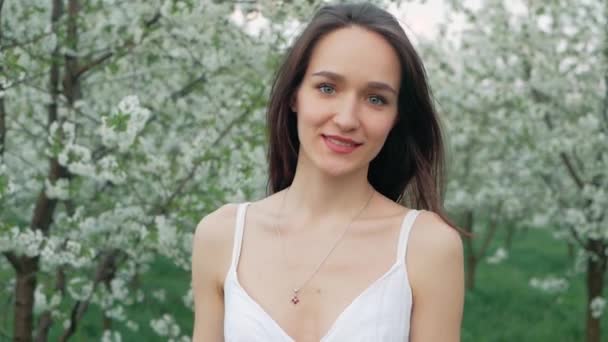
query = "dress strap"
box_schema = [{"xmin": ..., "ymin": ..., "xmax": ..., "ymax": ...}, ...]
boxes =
[
  {"xmin": 396, "ymin": 209, "xmax": 421, "ymax": 264},
  {"xmin": 230, "ymin": 202, "xmax": 251, "ymax": 270}
]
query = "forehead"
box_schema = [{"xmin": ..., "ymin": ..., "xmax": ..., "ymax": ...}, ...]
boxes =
[{"xmin": 305, "ymin": 26, "xmax": 401, "ymax": 90}]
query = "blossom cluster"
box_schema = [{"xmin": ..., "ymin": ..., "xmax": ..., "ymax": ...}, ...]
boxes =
[
  {"xmin": 99, "ymin": 95, "xmax": 151, "ymax": 152},
  {"xmin": 486, "ymin": 248, "xmax": 509, "ymax": 265},
  {"xmin": 529, "ymin": 276, "xmax": 569, "ymax": 294},
  {"xmin": 150, "ymin": 314, "xmax": 190, "ymax": 342}
]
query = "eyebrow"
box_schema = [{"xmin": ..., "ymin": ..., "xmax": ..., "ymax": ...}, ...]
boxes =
[{"xmin": 311, "ymin": 70, "xmax": 398, "ymax": 95}]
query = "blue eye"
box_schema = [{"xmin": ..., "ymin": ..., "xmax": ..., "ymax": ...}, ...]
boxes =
[
  {"xmin": 369, "ymin": 95, "xmax": 387, "ymax": 106},
  {"xmin": 318, "ymin": 84, "xmax": 335, "ymax": 94}
]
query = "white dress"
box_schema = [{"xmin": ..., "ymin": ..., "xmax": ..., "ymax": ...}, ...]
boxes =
[{"xmin": 223, "ymin": 202, "xmax": 420, "ymax": 341}]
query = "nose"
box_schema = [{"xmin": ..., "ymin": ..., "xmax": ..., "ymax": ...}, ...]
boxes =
[{"xmin": 332, "ymin": 94, "xmax": 360, "ymax": 131}]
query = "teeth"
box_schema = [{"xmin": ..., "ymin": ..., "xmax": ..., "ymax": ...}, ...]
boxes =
[{"xmin": 327, "ymin": 137, "xmax": 356, "ymax": 147}]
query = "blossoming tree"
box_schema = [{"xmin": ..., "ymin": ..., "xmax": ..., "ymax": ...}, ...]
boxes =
[
  {"xmin": 433, "ymin": 1, "xmax": 608, "ymax": 340},
  {"xmin": 0, "ymin": 0, "xmax": 325, "ymax": 340}
]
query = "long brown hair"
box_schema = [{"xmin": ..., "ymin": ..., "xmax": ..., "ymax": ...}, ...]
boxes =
[{"xmin": 266, "ymin": 2, "xmax": 453, "ymax": 226}]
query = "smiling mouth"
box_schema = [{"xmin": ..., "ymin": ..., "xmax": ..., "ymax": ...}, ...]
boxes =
[
  {"xmin": 322, "ymin": 134, "xmax": 362, "ymax": 146},
  {"xmin": 326, "ymin": 137, "xmax": 358, "ymax": 147},
  {"xmin": 322, "ymin": 135, "xmax": 362, "ymax": 153}
]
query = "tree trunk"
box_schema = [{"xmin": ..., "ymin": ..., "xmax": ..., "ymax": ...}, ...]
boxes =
[
  {"xmin": 504, "ymin": 225, "xmax": 515, "ymax": 251},
  {"xmin": 12, "ymin": 1, "xmax": 67, "ymax": 341},
  {"xmin": 103, "ymin": 316, "xmax": 112, "ymax": 331},
  {"xmin": 14, "ymin": 259, "xmax": 38, "ymax": 342},
  {"xmin": 585, "ymin": 239, "xmax": 607, "ymax": 342},
  {"xmin": 35, "ymin": 311, "xmax": 53, "ymax": 342},
  {"xmin": 567, "ymin": 241, "xmax": 575, "ymax": 259},
  {"xmin": 465, "ymin": 254, "xmax": 478, "ymax": 291}
]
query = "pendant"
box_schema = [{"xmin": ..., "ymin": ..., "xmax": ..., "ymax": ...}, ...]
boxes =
[{"xmin": 291, "ymin": 289, "xmax": 300, "ymax": 305}]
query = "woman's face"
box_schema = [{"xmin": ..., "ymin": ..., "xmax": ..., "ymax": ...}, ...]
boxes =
[{"xmin": 293, "ymin": 25, "xmax": 401, "ymax": 178}]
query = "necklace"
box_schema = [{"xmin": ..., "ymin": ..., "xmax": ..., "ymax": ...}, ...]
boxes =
[{"xmin": 275, "ymin": 186, "xmax": 374, "ymax": 305}]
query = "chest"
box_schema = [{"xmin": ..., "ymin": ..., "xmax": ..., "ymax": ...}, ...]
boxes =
[{"xmin": 230, "ymin": 216, "xmax": 409, "ymax": 341}]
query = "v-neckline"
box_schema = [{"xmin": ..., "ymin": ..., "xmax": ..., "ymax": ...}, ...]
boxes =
[{"xmin": 228, "ymin": 259, "xmax": 403, "ymax": 341}]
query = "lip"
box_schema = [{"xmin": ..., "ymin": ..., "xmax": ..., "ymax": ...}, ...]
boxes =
[
  {"xmin": 322, "ymin": 134, "xmax": 362, "ymax": 154},
  {"xmin": 322, "ymin": 134, "xmax": 362, "ymax": 145}
]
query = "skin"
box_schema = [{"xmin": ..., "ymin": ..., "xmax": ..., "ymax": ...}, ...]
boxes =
[{"xmin": 192, "ymin": 25, "xmax": 464, "ymax": 341}]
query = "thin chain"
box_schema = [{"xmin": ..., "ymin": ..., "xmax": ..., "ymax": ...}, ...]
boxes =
[{"xmin": 274, "ymin": 186, "xmax": 374, "ymax": 303}]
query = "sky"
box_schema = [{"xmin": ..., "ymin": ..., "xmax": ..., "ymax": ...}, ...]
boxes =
[
  {"xmin": 231, "ymin": 0, "xmax": 453, "ymax": 42},
  {"xmin": 229, "ymin": 0, "xmax": 489, "ymax": 47},
  {"xmin": 393, "ymin": 0, "xmax": 447, "ymax": 40}
]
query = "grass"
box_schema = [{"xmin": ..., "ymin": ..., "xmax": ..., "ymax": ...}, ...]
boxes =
[
  {"xmin": 462, "ymin": 227, "xmax": 608, "ymax": 341},
  {"xmin": 49, "ymin": 256, "xmax": 193, "ymax": 341},
  {"xmin": 1, "ymin": 227, "xmax": 607, "ymax": 341}
]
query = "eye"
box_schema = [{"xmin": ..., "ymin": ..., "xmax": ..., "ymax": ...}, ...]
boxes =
[
  {"xmin": 317, "ymin": 83, "xmax": 335, "ymax": 95},
  {"xmin": 368, "ymin": 95, "xmax": 387, "ymax": 106}
]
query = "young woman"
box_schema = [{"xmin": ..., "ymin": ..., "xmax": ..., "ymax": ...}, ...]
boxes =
[{"xmin": 192, "ymin": 2, "xmax": 464, "ymax": 341}]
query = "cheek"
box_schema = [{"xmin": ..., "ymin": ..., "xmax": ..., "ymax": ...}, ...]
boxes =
[
  {"xmin": 368, "ymin": 114, "xmax": 397, "ymax": 140},
  {"xmin": 296, "ymin": 93, "xmax": 328, "ymax": 128}
]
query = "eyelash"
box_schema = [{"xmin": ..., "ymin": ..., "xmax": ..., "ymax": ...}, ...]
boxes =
[{"xmin": 316, "ymin": 83, "xmax": 388, "ymax": 106}]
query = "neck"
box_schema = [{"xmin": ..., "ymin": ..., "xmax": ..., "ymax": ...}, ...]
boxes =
[{"xmin": 283, "ymin": 155, "xmax": 375, "ymax": 225}]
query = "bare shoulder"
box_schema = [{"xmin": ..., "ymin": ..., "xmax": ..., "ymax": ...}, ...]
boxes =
[
  {"xmin": 192, "ymin": 203, "xmax": 240, "ymax": 285},
  {"xmin": 409, "ymin": 210, "xmax": 463, "ymax": 259},
  {"xmin": 194, "ymin": 203, "xmax": 239, "ymax": 243},
  {"xmin": 191, "ymin": 203, "xmax": 240, "ymax": 340},
  {"xmin": 407, "ymin": 210, "xmax": 464, "ymax": 291},
  {"xmin": 407, "ymin": 211, "xmax": 465, "ymax": 341}
]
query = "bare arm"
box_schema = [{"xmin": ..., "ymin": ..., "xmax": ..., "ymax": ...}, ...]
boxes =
[
  {"xmin": 192, "ymin": 204, "xmax": 236, "ymax": 341},
  {"xmin": 408, "ymin": 211, "xmax": 465, "ymax": 342}
]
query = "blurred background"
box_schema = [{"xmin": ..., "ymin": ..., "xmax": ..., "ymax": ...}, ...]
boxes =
[{"xmin": 1, "ymin": 0, "xmax": 606, "ymax": 341}]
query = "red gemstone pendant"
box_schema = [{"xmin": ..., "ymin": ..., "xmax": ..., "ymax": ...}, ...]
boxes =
[{"xmin": 291, "ymin": 289, "xmax": 300, "ymax": 305}]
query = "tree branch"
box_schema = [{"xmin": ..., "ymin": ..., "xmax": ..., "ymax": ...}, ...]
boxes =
[
  {"xmin": 151, "ymin": 107, "xmax": 251, "ymax": 215},
  {"xmin": 3, "ymin": 251, "xmax": 21, "ymax": 272},
  {"xmin": 58, "ymin": 250, "xmax": 119, "ymax": 342},
  {"xmin": 74, "ymin": 51, "xmax": 113, "ymax": 78},
  {"xmin": 531, "ymin": 87, "xmax": 586, "ymax": 189},
  {"xmin": 75, "ymin": 11, "xmax": 161, "ymax": 78},
  {"xmin": 559, "ymin": 152, "xmax": 584, "ymax": 189},
  {"xmin": 539, "ymin": 173, "xmax": 590, "ymax": 250},
  {"xmin": 34, "ymin": 311, "xmax": 53, "ymax": 342},
  {"xmin": 478, "ymin": 207, "xmax": 501, "ymax": 258},
  {"xmin": 0, "ymin": 31, "xmax": 54, "ymax": 52},
  {"xmin": 170, "ymin": 73, "xmax": 207, "ymax": 101}
]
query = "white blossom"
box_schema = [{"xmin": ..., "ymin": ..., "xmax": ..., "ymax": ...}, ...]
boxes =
[
  {"xmin": 0, "ymin": 227, "xmax": 45, "ymax": 257},
  {"xmin": 2, "ymin": 0, "xmax": 315, "ymax": 338},
  {"xmin": 110, "ymin": 278, "xmax": 129, "ymax": 302},
  {"xmin": 99, "ymin": 95, "xmax": 151, "ymax": 152},
  {"xmin": 101, "ymin": 330, "xmax": 122, "ymax": 342},
  {"xmin": 126, "ymin": 320, "xmax": 139, "ymax": 332},
  {"xmin": 33, "ymin": 285, "xmax": 61, "ymax": 315},
  {"xmin": 486, "ymin": 247, "xmax": 508, "ymax": 265},
  {"xmin": 150, "ymin": 314, "xmax": 181, "ymax": 337},
  {"xmin": 590, "ymin": 297, "xmax": 606, "ymax": 318},
  {"xmin": 183, "ymin": 287, "xmax": 194, "ymax": 310},
  {"xmin": 152, "ymin": 289, "xmax": 166, "ymax": 302},
  {"xmin": 45, "ymin": 178, "xmax": 70, "ymax": 200},
  {"xmin": 529, "ymin": 276, "xmax": 569, "ymax": 294},
  {"xmin": 67, "ymin": 277, "xmax": 94, "ymax": 301},
  {"xmin": 105, "ymin": 305, "xmax": 126, "ymax": 322}
]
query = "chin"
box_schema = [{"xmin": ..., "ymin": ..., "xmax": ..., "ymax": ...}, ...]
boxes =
[{"xmin": 319, "ymin": 161, "xmax": 366, "ymax": 178}]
